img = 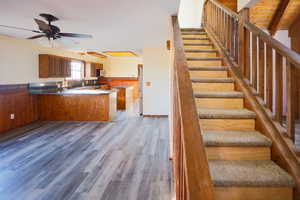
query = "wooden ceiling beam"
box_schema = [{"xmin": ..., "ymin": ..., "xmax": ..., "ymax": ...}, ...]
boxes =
[{"xmin": 268, "ymin": 0, "xmax": 290, "ymax": 36}]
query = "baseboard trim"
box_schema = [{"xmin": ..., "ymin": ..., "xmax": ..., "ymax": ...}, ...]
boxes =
[{"xmin": 143, "ymin": 115, "xmax": 168, "ymax": 118}]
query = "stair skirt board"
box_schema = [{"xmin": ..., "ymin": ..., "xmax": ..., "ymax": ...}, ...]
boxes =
[
  {"xmin": 185, "ymin": 52, "xmax": 218, "ymax": 58},
  {"xmin": 187, "ymin": 60, "xmax": 223, "ymax": 66},
  {"xmin": 206, "ymin": 147, "xmax": 270, "ymax": 160},
  {"xmin": 214, "ymin": 187, "xmax": 293, "ymax": 200},
  {"xmin": 190, "ymin": 71, "xmax": 228, "ymax": 78},
  {"xmin": 195, "ymin": 98, "xmax": 244, "ymax": 109},
  {"xmin": 200, "ymin": 119, "xmax": 255, "ymax": 131},
  {"xmin": 192, "ymin": 83, "xmax": 235, "ymax": 91}
]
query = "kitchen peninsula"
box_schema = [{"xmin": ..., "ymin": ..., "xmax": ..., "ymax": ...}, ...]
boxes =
[{"xmin": 30, "ymin": 84, "xmax": 117, "ymax": 122}]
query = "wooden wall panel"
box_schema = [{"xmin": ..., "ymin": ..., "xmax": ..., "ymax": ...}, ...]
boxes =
[
  {"xmin": 218, "ymin": 0, "xmax": 237, "ymax": 12},
  {"xmin": 0, "ymin": 85, "xmax": 38, "ymax": 134},
  {"xmin": 37, "ymin": 94, "xmax": 115, "ymax": 122}
]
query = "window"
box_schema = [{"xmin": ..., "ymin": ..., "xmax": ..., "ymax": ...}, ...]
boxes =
[{"xmin": 70, "ymin": 61, "xmax": 83, "ymax": 80}]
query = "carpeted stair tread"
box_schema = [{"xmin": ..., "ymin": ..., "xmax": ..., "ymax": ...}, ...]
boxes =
[
  {"xmin": 187, "ymin": 57, "xmax": 222, "ymax": 61},
  {"xmin": 181, "ymin": 28, "xmax": 204, "ymax": 32},
  {"xmin": 194, "ymin": 91, "xmax": 244, "ymax": 98},
  {"xmin": 198, "ymin": 108, "xmax": 256, "ymax": 119},
  {"xmin": 203, "ymin": 131, "xmax": 272, "ymax": 147},
  {"xmin": 181, "ymin": 32, "xmax": 207, "ymax": 35},
  {"xmin": 185, "ymin": 49, "xmax": 217, "ymax": 53},
  {"xmin": 188, "ymin": 66, "xmax": 228, "ymax": 71},
  {"xmin": 182, "ymin": 37, "xmax": 209, "ymax": 40},
  {"xmin": 209, "ymin": 160, "xmax": 295, "ymax": 187},
  {"xmin": 192, "ymin": 78, "xmax": 233, "ymax": 83}
]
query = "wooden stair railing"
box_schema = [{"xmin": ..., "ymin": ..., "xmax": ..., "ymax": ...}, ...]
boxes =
[
  {"xmin": 171, "ymin": 16, "xmax": 214, "ymax": 200},
  {"xmin": 203, "ymin": 0, "xmax": 300, "ymax": 198}
]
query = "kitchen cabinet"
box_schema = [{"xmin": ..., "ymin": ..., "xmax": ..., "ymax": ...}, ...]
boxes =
[
  {"xmin": 90, "ymin": 63, "xmax": 103, "ymax": 77},
  {"xmin": 39, "ymin": 54, "xmax": 71, "ymax": 78}
]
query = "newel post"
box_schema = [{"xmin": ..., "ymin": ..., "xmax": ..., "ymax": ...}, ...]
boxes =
[{"xmin": 238, "ymin": 8, "xmax": 249, "ymax": 77}]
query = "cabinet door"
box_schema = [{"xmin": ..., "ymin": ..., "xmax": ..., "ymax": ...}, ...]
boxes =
[{"xmin": 49, "ymin": 56, "xmax": 56, "ymax": 76}]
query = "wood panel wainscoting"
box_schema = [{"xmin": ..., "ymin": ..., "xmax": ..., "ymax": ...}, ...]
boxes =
[
  {"xmin": 98, "ymin": 77, "xmax": 139, "ymax": 99},
  {"xmin": 0, "ymin": 84, "xmax": 38, "ymax": 133},
  {"xmin": 37, "ymin": 92, "xmax": 117, "ymax": 122}
]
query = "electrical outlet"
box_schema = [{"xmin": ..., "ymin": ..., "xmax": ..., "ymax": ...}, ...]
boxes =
[{"xmin": 10, "ymin": 114, "xmax": 15, "ymax": 120}]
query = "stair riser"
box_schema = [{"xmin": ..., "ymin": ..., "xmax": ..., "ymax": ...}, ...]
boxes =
[
  {"xmin": 183, "ymin": 39, "xmax": 210, "ymax": 44},
  {"xmin": 182, "ymin": 34, "xmax": 208, "ymax": 38},
  {"xmin": 200, "ymin": 119, "xmax": 255, "ymax": 131},
  {"xmin": 188, "ymin": 60, "xmax": 223, "ymax": 67},
  {"xmin": 195, "ymin": 98, "xmax": 244, "ymax": 109},
  {"xmin": 190, "ymin": 71, "xmax": 228, "ymax": 78},
  {"xmin": 206, "ymin": 147, "xmax": 270, "ymax": 160},
  {"xmin": 193, "ymin": 83, "xmax": 235, "ymax": 91},
  {"xmin": 186, "ymin": 52, "xmax": 217, "ymax": 58},
  {"xmin": 184, "ymin": 45, "xmax": 214, "ymax": 50},
  {"xmin": 214, "ymin": 187, "xmax": 293, "ymax": 200}
]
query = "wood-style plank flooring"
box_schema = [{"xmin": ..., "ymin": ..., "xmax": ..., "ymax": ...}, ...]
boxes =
[{"xmin": 0, "ymin": 108, "xmax": 172, "ymax": 200}]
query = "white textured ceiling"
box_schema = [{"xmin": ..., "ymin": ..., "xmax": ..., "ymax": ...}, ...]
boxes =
[{"xmin": 0, "ymin": 0, "xmax": 180, "ymax": 52}]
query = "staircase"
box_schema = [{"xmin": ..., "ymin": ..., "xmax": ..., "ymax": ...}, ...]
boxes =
[{"xmin": 181, "ymin": 28, "xmax": 295, "ymax": 200}]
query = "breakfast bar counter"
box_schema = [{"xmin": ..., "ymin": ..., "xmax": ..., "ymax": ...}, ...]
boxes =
[{"xmin": 33, "ymin": 89, "xmax": 117, "ymax": 121}]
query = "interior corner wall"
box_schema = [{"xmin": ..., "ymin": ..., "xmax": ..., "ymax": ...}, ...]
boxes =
[
  {"xmin": 178, "ymin": 0, "xmax": 204, "ymax": 28},
  {"xmin": 0, "ymin": 35, "xmax": 104, "ymax": 84},
  {"xmin": 142, "ymin": 47, "xmax": 172, "ymax": 115}
]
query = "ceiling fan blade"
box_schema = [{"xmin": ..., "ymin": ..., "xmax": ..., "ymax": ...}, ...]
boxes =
[
  {"xmin": 56, "ymin": 37, "xmax": 79, "ymax": 46},
  {"xmin": 27, "ymin": 34, "xmax": 46, "ymax": 39},
  {"xmin": 34, "ymin": 18, "xmax": 51, "ymax": 31},
  {"xmin": 0, "ymin": 25, "xmax": 41, "ymax": 33},
  {"xmin": 59, "ymin": 33, "xmax": 93, "ymax": 38}
]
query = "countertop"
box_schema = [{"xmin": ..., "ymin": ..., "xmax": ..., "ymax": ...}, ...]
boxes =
[{"xmin": 30, "ymin": 88, "xmax": 116, "ymax": 95}]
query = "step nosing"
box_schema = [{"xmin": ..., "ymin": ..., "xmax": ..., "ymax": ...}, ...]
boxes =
[{"xmin": 183, "ymin": 38, "xmax": 209, "ymax": 40}]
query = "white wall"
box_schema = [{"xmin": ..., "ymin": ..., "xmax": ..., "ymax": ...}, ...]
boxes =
[
  {"xmin": 273, "ymin": 30, "xmax": 291, "ymax": 49},
  {"xmin": 0, "ymin": 35, "xmax": 103, "ymax": 84},
  {"xmin": 178, "ymin": 0, "xmax": 204, "ymax": 28},
  {"xmin": 104, "ymin": 57, "xmax": 143, "ymax": 77},
  {"xmin": 142, "ymin": 47, "xmax": 172, "ymax": 115},
  {"xmin": 238, "ymin": 0, "xmax": 259, "ymax": 11}
]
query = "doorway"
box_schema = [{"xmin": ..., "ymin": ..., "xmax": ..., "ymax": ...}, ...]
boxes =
[{"xmin": 138, "ymin": 64, "xmax": 143, "ymax": 115}]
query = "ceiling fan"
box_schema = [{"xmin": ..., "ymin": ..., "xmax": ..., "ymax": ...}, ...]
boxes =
[{"xmin": 0, "ymin": 13, "xmax": 93, "ymax": 41}]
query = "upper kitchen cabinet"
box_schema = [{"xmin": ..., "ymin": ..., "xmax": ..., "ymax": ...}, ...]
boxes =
[
  {"xmin": 39, "ymin": 54, "xmax": 71, "ymax": 78},
  {"xmin": 90, "ymin": 63, "xmax": 103, "ymax": 77}
]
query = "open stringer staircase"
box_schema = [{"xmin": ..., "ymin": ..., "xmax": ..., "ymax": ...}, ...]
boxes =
[{"xmin": 181, "ymin": 28, "xmax": 295, "ymax": 200}]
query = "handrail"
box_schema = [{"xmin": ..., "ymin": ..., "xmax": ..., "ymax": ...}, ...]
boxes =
[
  {"xmin": 207, "ymin": 0, "xmax": 300, "ymax": 69},
  {"xmin": 171, "ymin": 16, "xmax": 214, "ymax": 200},
  {"xmin": 203, "ymin": 0, "xmax": 300, "ymax": 197}
]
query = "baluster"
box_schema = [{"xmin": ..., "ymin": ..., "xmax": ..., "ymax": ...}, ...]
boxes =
[
  {"xmin": 266, "ymin": 45, "xmax": 273, "ymax": 111},
  {"xmin": 258, "ymin": 39, "xmax": 265, "ymax": 99},
  {"xmin": 275, "ymin": 52, "xmax": 283, "ymax": 123},
  {"xmin": 252, "ymin": 34, "xmax": 258, "ymax": 89},
  {"xmin": 286, "ymin": 61, "xmax": 296, "ymax": 142},
  {"xmin": 245, "ymin": 28, "xmax": 251, "ymax": 80}
]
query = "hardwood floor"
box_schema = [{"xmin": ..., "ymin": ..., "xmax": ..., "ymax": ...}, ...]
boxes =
[{"xmin": 0, "ymin": 108, "xmax": 172, "ymax": 200}]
